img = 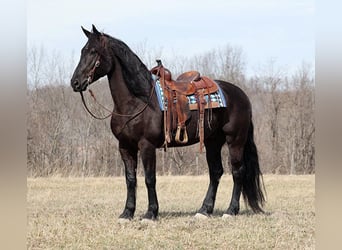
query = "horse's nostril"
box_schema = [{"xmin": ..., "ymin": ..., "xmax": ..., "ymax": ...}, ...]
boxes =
[
  {"xmin": 73, "ymin": 79, "xmax": 80, "ymax": 88},
  {"xmin": 71, "ymin": 79, "xmax": 82, "ymax": 92}
]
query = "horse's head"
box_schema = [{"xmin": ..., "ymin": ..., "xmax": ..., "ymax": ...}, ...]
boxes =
[{"xmin": 71, "ymin": 25, "xmax": 112, "ymax": 92}]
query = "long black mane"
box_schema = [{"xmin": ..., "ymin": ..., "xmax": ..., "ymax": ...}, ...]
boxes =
[{"xmin": 104, "ymin": 34, "xmax": 152, "ymax": 103}]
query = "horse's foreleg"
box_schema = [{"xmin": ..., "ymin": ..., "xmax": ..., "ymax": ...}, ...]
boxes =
[
  {"xmin": 197, "ymin": 137, "xmax": 224, "ymax": 217},
  {"xmin": 139, "ymin": 139, "xmax": 158, "ymax": 220},
  {"xmin": 119, "ymin": 146, "xmax": 138, "ymax": 220}
]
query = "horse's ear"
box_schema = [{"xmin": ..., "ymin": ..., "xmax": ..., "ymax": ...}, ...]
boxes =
[
  {"xmin": 81, "ymin": 26, "xmax": 91, "ymax": 38},
  {"xmin": 92, "ymin": 24, "xmax": 101, "ymax": 36}
]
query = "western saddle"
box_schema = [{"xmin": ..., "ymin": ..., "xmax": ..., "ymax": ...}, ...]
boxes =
[{"xmin": 150, "ymin": 60, "xmax": 219, "ymax": 152}]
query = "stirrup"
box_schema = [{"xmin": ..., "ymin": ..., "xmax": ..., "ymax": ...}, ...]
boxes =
[{"xmin": 175, "ymin": 125, "xmax": 188, "ymax": 144}]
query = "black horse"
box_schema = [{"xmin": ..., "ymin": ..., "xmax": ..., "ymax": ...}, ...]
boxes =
[{"xmin": 71, "ymin": 25, "xmax": 265, "ymax": 221}]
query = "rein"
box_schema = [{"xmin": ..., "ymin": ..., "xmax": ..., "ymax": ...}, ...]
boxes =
[
  {"xmin": 80, "ymin": 91, "xmax": 111, "ymax": 120},
  {"xmin": 79, "ymin": 79, "xmax": 156, "ymax": 121}
]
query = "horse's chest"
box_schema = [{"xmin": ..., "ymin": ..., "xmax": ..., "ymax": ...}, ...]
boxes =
[
  {"xmin": 110, "ymin": 113, "xmax": 163, "ymax": 146},
  {"xmin": 110, "ymin": 117, "xmax": 140, "ymax": 137}
]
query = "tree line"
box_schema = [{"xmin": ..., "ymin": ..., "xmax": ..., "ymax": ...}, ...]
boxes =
[{"xmin": 27, "ymin": 44, "xmax": 314, "ymax": 177}]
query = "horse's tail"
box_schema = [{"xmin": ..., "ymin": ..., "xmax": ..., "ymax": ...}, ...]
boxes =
[{"xmin": 242, "ymin": 121, "xmax": 266, "ymax": 213}]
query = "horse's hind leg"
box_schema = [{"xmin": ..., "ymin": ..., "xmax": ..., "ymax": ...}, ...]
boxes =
[
  {"xmin": 197, "ymin": 136, "xmax": 225, "ymax": 217},
  {"xmin": 225, "ymin": 141, "xmax": 245, "ymax": 216}
]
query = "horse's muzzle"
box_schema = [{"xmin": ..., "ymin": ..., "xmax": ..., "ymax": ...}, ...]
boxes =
[{"xmin": 71, "ymin": 79, "xmax": 88, "ymax": 92}]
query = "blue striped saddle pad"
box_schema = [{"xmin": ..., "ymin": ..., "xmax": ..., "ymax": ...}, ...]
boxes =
[{"xmin": 153, "ymin": 76, "xmax": 227, "ymax": 111}]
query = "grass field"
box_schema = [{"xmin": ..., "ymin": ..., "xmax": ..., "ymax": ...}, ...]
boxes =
[{"xmin": 27, "ymin": 175, "xmax": 315, "ymax": 249}]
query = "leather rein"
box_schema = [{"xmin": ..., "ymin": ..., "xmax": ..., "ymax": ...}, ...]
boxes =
[{"xmin": 80, "ymin": 83, "xmax": 156, "ymax": 120}]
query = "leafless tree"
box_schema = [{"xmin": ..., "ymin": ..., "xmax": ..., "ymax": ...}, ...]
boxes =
[{"xmin": 27, "ymin": 44, "xmax": 314, "ymax": 176}]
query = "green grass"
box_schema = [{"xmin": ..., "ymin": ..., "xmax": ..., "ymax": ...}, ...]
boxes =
[{"xmin": 27, "ymin": 175, "xmax": 315, "ymax": 249}]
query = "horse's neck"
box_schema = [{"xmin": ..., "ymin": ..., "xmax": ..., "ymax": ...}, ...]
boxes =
[
  {"xmin": 107, "ymin": 56, "xmax": 150, "ymax": 114},
  {"xmin": 107, "ymin": 57, "xmax": 131, "ymax": 113}
]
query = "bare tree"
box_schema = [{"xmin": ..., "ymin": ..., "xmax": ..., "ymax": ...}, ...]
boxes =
[{"xmin": 27, "ymin": 44, "xmax": 315, "ymax": 177}]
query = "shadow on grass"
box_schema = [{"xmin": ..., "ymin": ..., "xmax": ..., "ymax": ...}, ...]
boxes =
[
  {"xmin": 158, "ymin": 209, "xmax": 272, "ymax": 219},
  {"xmin": 159, "ymin": 211, "xmax": 197, "ymax": 218}
]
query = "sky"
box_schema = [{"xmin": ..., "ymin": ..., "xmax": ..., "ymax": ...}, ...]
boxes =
[{"xmin": 27, "ymin": 0, "xmax": 314, "ymax": 76}]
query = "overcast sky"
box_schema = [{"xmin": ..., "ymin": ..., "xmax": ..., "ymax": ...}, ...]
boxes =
[{"xmin": 27, "ymin": 0, "xmax": 314, "ymax": 76}]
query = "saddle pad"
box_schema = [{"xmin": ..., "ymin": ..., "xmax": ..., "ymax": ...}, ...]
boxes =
[{"xmin": 153, "ymin": 77, "xmax": 227, "ymax": 111}]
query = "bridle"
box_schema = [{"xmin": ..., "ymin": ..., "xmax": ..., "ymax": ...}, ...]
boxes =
[
  {"xmin": 87, "ymin": 57, "xmax": 100, "ymax": 84},
  {"xmin": 79, "ymin": 35, "xmax": 156, "ymax": 124},
  {"xmin": 80, "ymin": 42, "xmax": 107, "ymax": 120}
]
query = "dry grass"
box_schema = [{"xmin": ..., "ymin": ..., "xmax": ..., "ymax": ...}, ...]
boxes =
[{"xmin": 27, "ymin": 175, "xmax": 315, "ymax": 249}]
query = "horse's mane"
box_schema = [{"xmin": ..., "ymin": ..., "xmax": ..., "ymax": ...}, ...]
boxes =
[{"xmin": 104, "ymin": 34, "xmax": 152, "ymax": 103}]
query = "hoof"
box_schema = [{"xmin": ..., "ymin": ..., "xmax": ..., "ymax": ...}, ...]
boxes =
[
  {"xmin": 117, "ymin": 218, "xmax": 131, "ymax": 224},
  {"xmin": 194, "ymin": 213, "xmax": 209, "ymax": 220},
  {"xmin": 222, "ymin": 214, "xmax": 233, "ymax": 220}
]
